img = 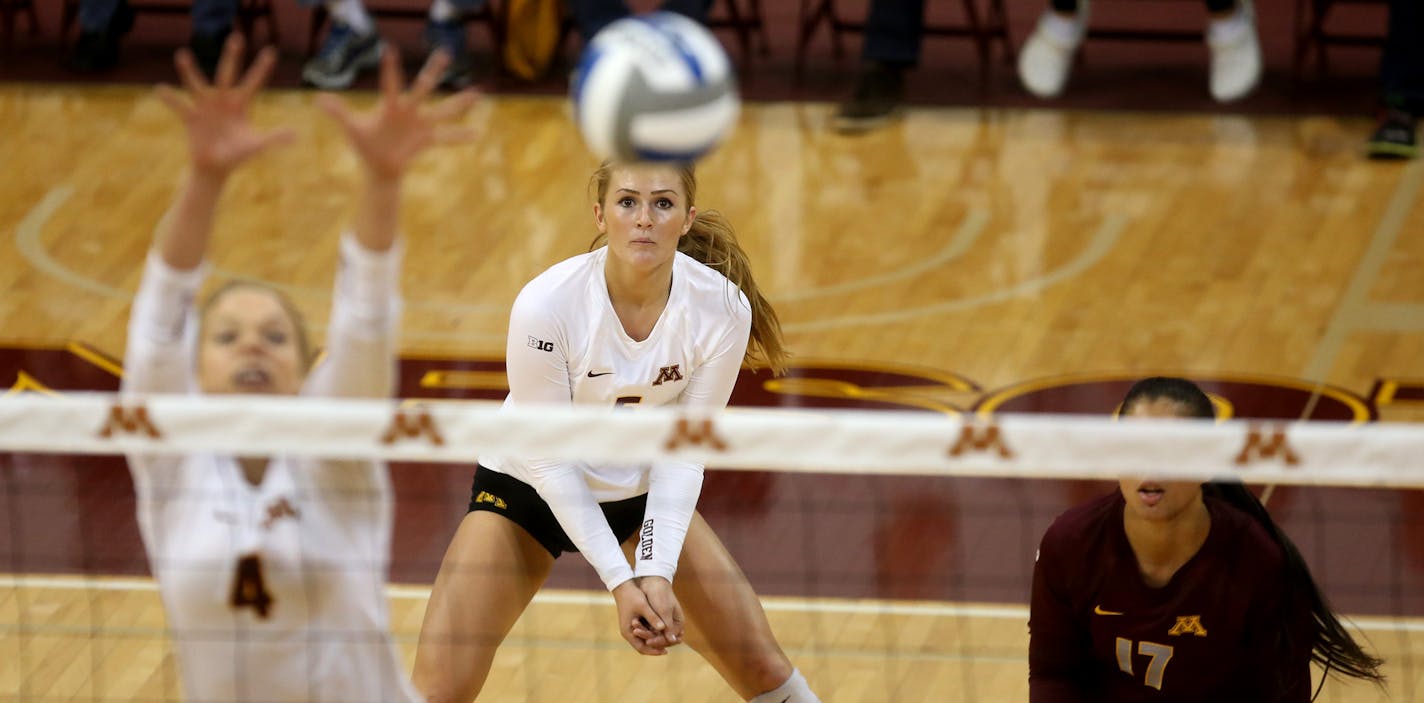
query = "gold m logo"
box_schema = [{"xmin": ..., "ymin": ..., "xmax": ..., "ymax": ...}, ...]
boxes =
[
  {"xmin": 97, "ymin": 404, "xmax": 162, "ymax": 439},
  {"xmin": 1168, "ymin": 615, "xmax": 1208, "ymax": 637},
  {"xmin": 652, "ymin": 364, "xmax": 684, "ymax": 386},
  {"xmin": 948, "ymin": 422, "xmax": 1012, "ymax": 459},
  {"xmin": 664, "ymin": 418, "xmax": 728, "ymax": 452},
  {"xmin": 381, "ymin": 408, "xmax": 444, "ymax": 446},
  {"xmin": 1234, "ymin": 426, "xmax": 1298, "ymax": 466}
]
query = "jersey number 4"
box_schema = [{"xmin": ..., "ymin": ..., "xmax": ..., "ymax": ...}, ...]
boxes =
[
  {"xmin": 230, "ymin": 554, "xmax": 274, "ymax": 619},
  {"xmin": 1116, "ymin": 638, "xmax": 1174, "ymax": 691}
]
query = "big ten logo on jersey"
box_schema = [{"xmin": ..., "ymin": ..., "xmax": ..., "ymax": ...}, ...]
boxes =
[{"xmin": 527, "ymin": 336, "xmax": 554, "ymax": 353}]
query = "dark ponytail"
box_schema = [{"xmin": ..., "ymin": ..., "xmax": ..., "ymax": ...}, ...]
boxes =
[
  {"xmin": 1204, "ymin": 481, "xmax": 1385, "ymax": 692},
  {"xmin": 1123, "ymin": 377, "xmax": 1386, "ymax": 695}
]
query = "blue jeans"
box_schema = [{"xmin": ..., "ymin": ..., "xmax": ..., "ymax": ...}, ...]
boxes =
[
  {"xmin": 569, "ymin": 0, "xmax": 713, "ymax": 42},
  {"xmin": 79, "ymin": 0, "xmax": 237, "ymax": 35}
]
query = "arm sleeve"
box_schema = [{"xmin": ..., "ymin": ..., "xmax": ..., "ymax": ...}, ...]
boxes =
[
  {"xmin": 504, "ymin": 289, "xmax": 634, "ymax": 591},
  {"xmin": 301, "ymin": 234, "xmax": 402, "ymax": 400},
  {"xmin": 633, "ymin": 309, "xmax": 750, "ymax": 582},
  {"xmin": 121, "ymin": 251, "xmax": 206, "ymax": 509},
  {"xmin": 301, "ymin": 234, "xmax": 403, "ymax": 515},
  {"xmin": 1028, "ymin": 530, "xmax": 1094, "ymax": 703},
  {"xmin": 122, "ymin": 251, "xmax": 206, "ymax": 397}
]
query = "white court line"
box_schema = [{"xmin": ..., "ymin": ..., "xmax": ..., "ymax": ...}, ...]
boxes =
[
  {"xmin": 784, "ymin": 213, "xmax": 1127, "ymax": 333},
  {"xmin": 6, "ymin": 573, "xmax": 1423, "ymax": 633},
  {"xmin": 13, "ymin": 186, "xmax": 504, "ymax": 345},
  {"xmin": 774, "ymin": 209, "xmax": 990, "ymax": 302},
  {"xmin": 1302, "ymin": 158, "xmax": 1424, "ymax": 383}
]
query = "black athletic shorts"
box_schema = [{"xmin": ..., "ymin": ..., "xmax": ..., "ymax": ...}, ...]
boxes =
[{"xmin": 467, "ymin": 464, "xmax": 649, "ymax": 558}]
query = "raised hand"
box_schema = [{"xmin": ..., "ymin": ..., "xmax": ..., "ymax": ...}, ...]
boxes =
[
  {"xmin": 155, "ymin": 34, "xmax": 294, "ymax": 179},
  {"xmin": 317, "ymin": 48, "xmax": 479, "ymax": 181}
]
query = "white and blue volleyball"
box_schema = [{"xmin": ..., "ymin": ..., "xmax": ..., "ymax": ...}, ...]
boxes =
[{"xmin": 571, "ymin": 13, "xmax": 739, "ymax": 162}]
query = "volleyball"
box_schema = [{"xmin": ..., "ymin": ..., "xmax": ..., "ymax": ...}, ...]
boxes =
[{"xmin": 570, "ymin": 13, "xmax": 740, "ymax": 162}]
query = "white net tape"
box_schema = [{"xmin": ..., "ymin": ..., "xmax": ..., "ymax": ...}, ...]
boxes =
[{"xmin": 0, "ymin": 393, "xmax": 1420, "ymax": 486}]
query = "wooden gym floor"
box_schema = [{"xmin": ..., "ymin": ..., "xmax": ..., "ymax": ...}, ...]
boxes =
[{"xmin": 1, "ymin": 68, "xmax": 1422, "ymax": 702}]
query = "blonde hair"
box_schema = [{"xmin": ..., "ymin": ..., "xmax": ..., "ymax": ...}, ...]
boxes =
[{"xmin": 588, "ymin": 161, "xmax": 787, "ymax": 375}]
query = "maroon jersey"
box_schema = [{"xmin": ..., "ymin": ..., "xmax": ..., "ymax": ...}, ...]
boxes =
[{"xmin": 1029, "ymin": 492, "xmax": 1312, "ymax": 702}]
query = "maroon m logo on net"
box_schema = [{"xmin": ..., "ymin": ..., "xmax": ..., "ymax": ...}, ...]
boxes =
[
  {"xmin": 947, "ymin": 421, "xmax": 1013, "ymax": 459},
  {"xmin": 380, "ymin": 408, "xmax": 445, "ymax": 446},
  {"xmin": 664, "ymin": 418, "xmax": 728, "ymax": 452},
  {"xmin": 96, "ymin": 404, "xmax": 162, "ymax": 439},
  {"xmin": 1234, "ymin": 425, "xmax": 1299, "ymax": 466}
]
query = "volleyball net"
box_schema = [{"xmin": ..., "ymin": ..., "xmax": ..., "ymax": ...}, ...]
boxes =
[{"xmin": 1, "ymin": 393, "xmax": 1421, "ymax": 701}]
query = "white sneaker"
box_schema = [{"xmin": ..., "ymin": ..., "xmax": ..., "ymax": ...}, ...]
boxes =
[
  {"xmin": 1207, "ymin": 0, "xmax": 1261, "ymax": 102},
  {"xmin": 1018, "ymin": 3, "xmax": 1090, "ymax": 99}
]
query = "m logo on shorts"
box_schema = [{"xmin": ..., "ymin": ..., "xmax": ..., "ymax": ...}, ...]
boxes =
[
  {"xmin": 97, "ymin": 403, "xmax": 162, "ymax": 439},
  {"xmin": 1234, "ymin": 425, "xmax": 1298, "ymax": 466},
  {"xmin": 474, "ymin": 491, "xmax": 507, "ymax": 510},
  {"xmin": 664, "ymin": 418, "xmax": 728, "ymax": 451},
  {"xmin": 652, "ymin": 364, "xmax": 683, "ymax": 386},
  {"xmin": 947, "ymin": 421, "xmax": 1012, "ymax": 459},
  {"xmin": 381, "ymin": 408, "xmax": 444, "ymax": 446},
  {"xmin": 1168, "ymin": 615, "xmax": 1209, "ymax": 637}
]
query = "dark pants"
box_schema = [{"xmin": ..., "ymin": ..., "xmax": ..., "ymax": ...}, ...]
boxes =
[
  {"xmin": 80, "ymin": 0, "xmax": 236, "ymax": 35},
  {"xmin": 1382, "ymin": 0, "xmax": 1424, "ymax": 114},
  {"xmin": 570, "ymin": 0, "xmax": 714, "ymax": 42},
  {"xmin": 862, "ymin": 0, "xmax": 923, "ymax": 66}
]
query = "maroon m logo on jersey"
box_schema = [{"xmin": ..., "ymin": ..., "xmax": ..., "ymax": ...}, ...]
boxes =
[
  {"xmin": 261, "ymin": 497, "xmax": 300, "ymax": 530},
  {"xmin": 652, "ymin": 364, "xmax": 683, "ymax": 386}
]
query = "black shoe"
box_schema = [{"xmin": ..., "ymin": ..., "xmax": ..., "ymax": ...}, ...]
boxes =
[
  {"xmin": 1367, "ymin": 106, "xmax": 1418, "ymax": 160},
  {"xmin": 189, "ymin": 28, "xmax": 232, "ymax": 80},
  {"xmin": 833, "ymin": 62, "xmax": 907, "ymax": 134},
  {"xmin": 302, "ymin": 22, "xmax": 384, "ymax": 90},
  {"xmin": 63, "ymin": 0, "xmax": 134, "ymax": 74}
]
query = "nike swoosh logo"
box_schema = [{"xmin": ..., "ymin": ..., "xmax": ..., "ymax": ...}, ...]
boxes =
[
  {"xmin": 587, "ymin": 371, "xmax": 614, "ymax": 377},
  {"xmin": 1094, "ymin": 605, "xmax": 1124, "ymax": 616},
  {"xmin": 778, "ymin": 698, "xmax": 790, "ymax": 703}
]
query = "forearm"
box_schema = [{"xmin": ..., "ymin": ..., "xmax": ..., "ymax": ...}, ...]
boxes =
[
  {"xmin": 533, "ymin": 465, "xmax": 634, "ymax": 591},
  {"xmin": 635, "ymin": 462, "xmax": 703, "ymax": 582},
  {"xmin": 155, "ymin": 169, "xmax": 227, "ymax": 270},
  {"xmin": 352, "ymin": 173, "xmax": 401, "ymax": 254}
]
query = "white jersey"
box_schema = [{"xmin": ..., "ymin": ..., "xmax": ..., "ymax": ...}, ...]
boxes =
[
  {"xmin": 483, "ymin": 246, "xmax": 752, "ymax": 590},
  {"xmin": 122, "ymin": 237, "xmax": 422, "ymax": 703}
]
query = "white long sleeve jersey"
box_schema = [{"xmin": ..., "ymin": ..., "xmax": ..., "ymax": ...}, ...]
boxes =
[
  {"xmin": 121, "ymin": 237, "xmax": 422, "ymax": 703},
  {"xmin": 482, "ymin": 246, "xmax": 752, "ymax": 591}
]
